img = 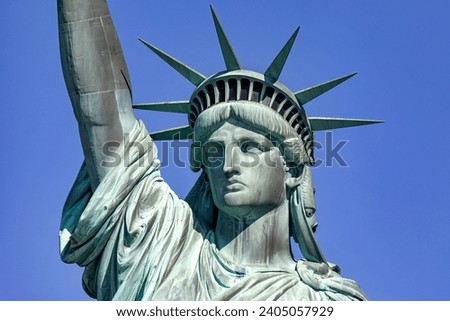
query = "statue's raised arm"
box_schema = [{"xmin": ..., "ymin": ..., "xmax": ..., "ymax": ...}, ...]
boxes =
[{"xmin": 58, "ymin": 0, "xmax": 137, "ymax": 189}]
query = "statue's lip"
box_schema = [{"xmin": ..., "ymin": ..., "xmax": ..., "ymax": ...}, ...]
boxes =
[
  {"xmin": 224, "ymin": 178, "xmax": 245, "ymax": 190},
  {"xmin": 226, "ymin": 177, "xmax": 243, "ymax": 184},
  {"xmin": 225, "ymin": 184, "xmax": 244, "ymax": 192}
]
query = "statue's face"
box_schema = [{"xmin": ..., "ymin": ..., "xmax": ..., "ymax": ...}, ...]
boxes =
[{"xmin": 203, "ymin": 121, "xmax": 288, "ymax": 220}]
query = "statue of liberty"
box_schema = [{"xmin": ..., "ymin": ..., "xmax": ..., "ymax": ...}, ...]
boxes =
[{"xmin": 58, "ymin": 0, "xmax": 379, "ymax": 300}]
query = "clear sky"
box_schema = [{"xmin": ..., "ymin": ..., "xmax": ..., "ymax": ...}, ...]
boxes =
[{"xmin": 1, "ymin": 0, "xmax": 449, "ymax": 300}]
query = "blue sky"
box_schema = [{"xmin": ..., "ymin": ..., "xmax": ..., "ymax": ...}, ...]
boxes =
[{"xmin": 1, "ymin": 1, "xmax": 449, "ymax": 300}]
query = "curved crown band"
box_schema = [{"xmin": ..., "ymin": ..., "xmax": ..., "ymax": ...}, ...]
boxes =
[{"xmin": 189, "ymin": 70, "xmax": 314, "ymax": 163}]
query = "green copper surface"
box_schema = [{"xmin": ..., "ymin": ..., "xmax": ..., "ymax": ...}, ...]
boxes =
[
  {"xmin": 295, "ymin": 73, "xmax": 357, "ymax": 105},
  {"xmin": 150, "ymin": 125, "xmax": 192, "ymax": 140},
  {"xmin": 133, "ymin": 101, "xmax": 190, "ymax": 114},
  {"xmin": 309, "ymin": 117, "xmax": 383, "ymax": 131},
  {"xmin": 139, "ymin": 38, "xmax": 206, "ymax": 86},
  {"xmin": 210, "ymin": 5, "xmax": 241, "ymax": 71},
  {"xmin": 264, "ymin": 27, "xmax": 300, "ymax": 82}
]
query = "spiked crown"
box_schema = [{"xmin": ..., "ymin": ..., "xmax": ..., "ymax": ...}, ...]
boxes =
[
  {"xmin": 134, "ymin": 6, "xmax": 381, "ymax": 165},
  {"xmin": 188, "ymin": 69, "xmax": 316, "ymax": 162}
]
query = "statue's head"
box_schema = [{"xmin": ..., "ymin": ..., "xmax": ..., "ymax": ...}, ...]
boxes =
[
  {"xmin": 191, "ymin": 102, "xmax": 307, "ymax": 221},
  {"xmin": 185, "ymin": 68, "xmax": 312, "ymax": 220},
  {"xmin": 135, "ymin": 6, "xmax": 381, "ymax": 263}
]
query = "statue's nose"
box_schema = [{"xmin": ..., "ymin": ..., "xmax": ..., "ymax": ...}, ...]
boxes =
[{"xmin": 223, "ymin": 145, "xmax": 241, "ymax": 174}]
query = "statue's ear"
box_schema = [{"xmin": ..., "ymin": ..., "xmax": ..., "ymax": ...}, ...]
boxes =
[{"xmin": 285, "ymin": 164, "xmax": 305, "ymax": 190}]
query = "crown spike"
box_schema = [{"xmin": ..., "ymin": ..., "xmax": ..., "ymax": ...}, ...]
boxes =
[
  {"xmin": 210, "ymin": 6, "xmax": 241, "ymax": 71},
  {"xmin": 309, "ymin": 117, "xmax": 383, "ymax": 131},
  {"xmin": 139, "ymin": 38, "xmax": 206, "ymax": 86},
  {"xmin": 295, "ymin": 73, "xmax": 357, "ymax": 105},
  {"xmin": 264, "ymin": 27, "xmax": 300, "ymax": 82},
  {"xmin": 150, "ymin": 125, "xmax": 193, "ymax": 140},
  {"xmin": 133, "ymin": 101, "xmax": 190, "ymax": 114}
]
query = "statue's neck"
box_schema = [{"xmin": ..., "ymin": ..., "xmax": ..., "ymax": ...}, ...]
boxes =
[{"xmin": 214, "ymin": 202, "xmax": 295, "ymax": 270}]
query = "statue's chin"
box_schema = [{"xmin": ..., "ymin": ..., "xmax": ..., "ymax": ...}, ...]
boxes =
[
  {"xmin": 222, "ymin": 188, "xmax": 266, "ymax": 205},
  {"xmin": 216, "ymin": 193, "xmax": 282, "ymax": 218},
  {"xmin": 222, "ymin": 192, "xmax": 246, "ymax": 206}
]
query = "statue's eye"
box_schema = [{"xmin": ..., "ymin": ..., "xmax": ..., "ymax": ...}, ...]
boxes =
[
  {"xmin": 202, "ymin": 141, "xmax": 224, "ymax": 168},
  {"xmin": 240, "ymin": 141, "xmax": 267, "ymax": 154},
  {"xmin": 203, "ymin": 141, "xmax": 224, "ymax": 154}
]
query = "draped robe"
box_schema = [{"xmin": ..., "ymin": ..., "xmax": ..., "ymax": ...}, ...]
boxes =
[{"xmin": 60, "ymin": 120, "xmax": 367, "ymax": 301}]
